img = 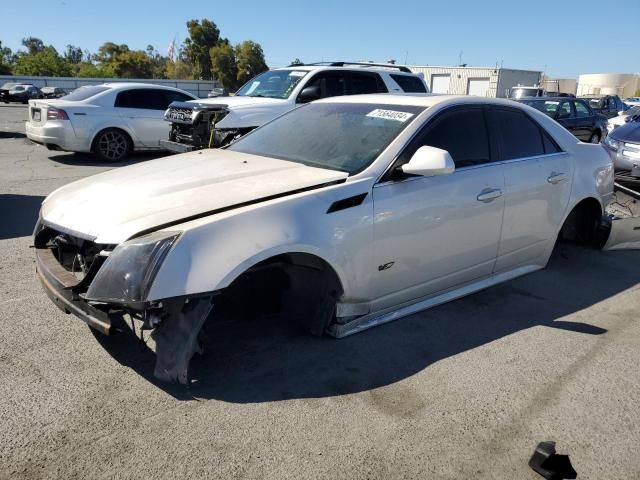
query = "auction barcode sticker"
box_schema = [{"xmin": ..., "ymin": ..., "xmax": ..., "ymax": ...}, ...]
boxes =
[{"xmin": 366, "ymin": 109, "xmax": 414, "ymax": 122}]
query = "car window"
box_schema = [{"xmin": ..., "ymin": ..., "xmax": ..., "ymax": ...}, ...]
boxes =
[
  {"xmin": 235, "ymin": 70, "xmax": 308, "ymax": 99},
  {"xmin": 523, "ymin": 100, "xmax": 559, "ymax": 117},
  {"xmin": 574, "ymin": 101, "xmax": 591, "ymax": 117},
  {"xmin": 350, "ymin": 72, "xmax": 387, "ymax": 94},
  {"xmin": 115, "ymin": 89, "xmax": 171, "ymax": 110},
  {"xmin": 401, "ymin": 107, "xmax": 491, "ymax": 168},
  {"xmin": 163, "ymin": 91, "xmax": 194, "ymax": 104},
  {"xmin": 390, "ymin": 74, "xmax": 427, "ymax": 93},
  {"xmin": 304, "ymin": 71, "xmax": 348, "ymax": 99},
  {"xmin": 228, "ymin": 102, "xmax": 424, "ymax": 174},
  {"xmin": 557, "ymin": 102, "xmax": 573, "ymax": 119},
  {"xmin": 63, "ymin": 85, "xmax": 110, "ymax": 101},
  {"xmin": 493, "ymin": 108, "xmax": 546, "ymax": 160}
]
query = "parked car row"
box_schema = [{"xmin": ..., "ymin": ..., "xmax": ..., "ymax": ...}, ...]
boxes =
[{"xmin": 1, "ymin": 82, "xmax": 43, "ymax": 103}]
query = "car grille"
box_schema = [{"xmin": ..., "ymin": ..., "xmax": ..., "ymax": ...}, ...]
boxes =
[{"xmin": 165, "ymin": 106, "xmax": 194, "ymax": 124}]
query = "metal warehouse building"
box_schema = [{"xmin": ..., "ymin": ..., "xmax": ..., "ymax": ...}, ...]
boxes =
[{"xmin": 409, "ymin": 66, "xmax": 541, "ymax": 98}]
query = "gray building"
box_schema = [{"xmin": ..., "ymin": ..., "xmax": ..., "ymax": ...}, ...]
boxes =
[{"xmin": 409, "ymin": 66, "xmax": 542, "ymax": 98}]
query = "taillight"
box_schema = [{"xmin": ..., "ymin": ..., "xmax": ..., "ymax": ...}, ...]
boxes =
[{"xmin": 47, "ymin": 107, "xmax": 69, "ymax": 120}]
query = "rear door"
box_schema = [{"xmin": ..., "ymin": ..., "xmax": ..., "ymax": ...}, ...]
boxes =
[
  {"xmin": 114, "ymin": 89, "xmax": 192, "ymax": 148},
  {"xmin": 490, "ymin": 106, "xmax": 573, "ymax": 271},
  {"xmin": 371, "ymin": 105, "xmax": 505, "ymax": 309}
]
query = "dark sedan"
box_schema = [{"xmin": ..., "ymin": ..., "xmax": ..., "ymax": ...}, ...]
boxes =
[
  {"xmin": 603, "ymin": 121, "xmax": 640, "ymax": 185},
  {"xmin": 1, "ymin": 84, "xmax": 42, "ymax": 103},
  {"xmin": 517, "ymin": 97, "xmax": 608, "ymax": 143}
]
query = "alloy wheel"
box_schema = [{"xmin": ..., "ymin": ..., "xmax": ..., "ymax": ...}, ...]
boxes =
[{"xmin": 97, "ymin": 130, "xmax": 128, "ymax": 161}]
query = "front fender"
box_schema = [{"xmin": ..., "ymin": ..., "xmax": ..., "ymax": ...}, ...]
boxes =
[{"xmin": 146, "ymin": 178, "xmax": 375, "ymax": 302}]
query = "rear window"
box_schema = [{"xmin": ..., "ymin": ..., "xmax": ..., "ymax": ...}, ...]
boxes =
[
  {"xmin": 390, "ymin": 74, "xmax": 427, "ymax": 93},
  {"xmin": 63, "ymin": 85, "xmax": 110, "ymax": 101}
]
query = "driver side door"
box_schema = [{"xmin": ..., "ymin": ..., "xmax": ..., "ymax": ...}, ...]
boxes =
[{"xmin": 370, "ymin": 106, "xmax": 505, "ymax": 311}]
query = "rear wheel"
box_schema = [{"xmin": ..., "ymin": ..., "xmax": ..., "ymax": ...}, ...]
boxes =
[
  {"xmin": 589, "ymin": 131, "xmax": 601, "ymax": 144},
  {"xmin": 93, "ymin": 128, "xmax": 131, "ymax": 162}
]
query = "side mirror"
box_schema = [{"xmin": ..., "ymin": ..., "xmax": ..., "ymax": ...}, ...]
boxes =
[
  {"xmin": 297, "ymin": 86, "xmax": 321, "ymax": 104},
  {"xmin": 401, "ymin": 146, "xmax": 455, "ymax": 177}
]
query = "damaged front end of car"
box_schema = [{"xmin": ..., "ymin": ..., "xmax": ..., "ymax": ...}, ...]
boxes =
[{"xmin": 34, "ymin": 224, "xmax": 214, "ymax": 384}]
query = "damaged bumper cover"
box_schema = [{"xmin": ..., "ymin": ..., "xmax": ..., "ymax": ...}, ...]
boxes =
[{"xmin": 36, "ymin": 247, "xmax": 112, "ymax": 335}]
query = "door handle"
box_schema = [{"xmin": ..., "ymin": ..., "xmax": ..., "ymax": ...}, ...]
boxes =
[
  {"xmin": 547, "ymin": 173, "xmax": 568, "ymax": 184},
  {"xmin": 476, "ymin": 188, "xmax": 503, "ymax": 203}
]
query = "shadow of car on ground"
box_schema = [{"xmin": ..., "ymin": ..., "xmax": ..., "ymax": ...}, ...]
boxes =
[
  {"xmin": 48, "ymin": 150, "xmax": 169, "ymax": 167},
  {"xmin": 0, "ymin": 194, "xmax": 46, "ymax": 240},
  {"xmin": 92, "ymin": 243, "xmax": 638, "ymax": 402}
]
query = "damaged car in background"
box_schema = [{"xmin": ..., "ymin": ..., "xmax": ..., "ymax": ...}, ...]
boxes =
[
  {"xmin": 159, "ymin": 62, "xmax": 428, "ymax": 153},
  {"xmin": 36, "ymin": 94, "xmax": 620, "ymax": 384}
]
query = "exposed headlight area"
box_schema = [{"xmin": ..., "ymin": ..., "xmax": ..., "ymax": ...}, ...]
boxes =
[
  {"xmin": 604, "ymin": 135, "xmax": 621, "ymax": 151},
  {"xmin": 85, "ymin": 231, "xmax": 180, "ymax": 306}
]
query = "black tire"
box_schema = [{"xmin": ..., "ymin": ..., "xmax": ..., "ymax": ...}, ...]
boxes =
[
  {"xmin": 589, "ymin": 131, "xmax": 601, "ymax": 144},
  {"xmin": 93, "ymin": 128, "xmax": 132, "ymax": 162}
]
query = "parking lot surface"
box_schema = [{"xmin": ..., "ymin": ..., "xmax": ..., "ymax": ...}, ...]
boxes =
[{"xmin": 1, "ymin": 104, "xmax": 639, "ymax": 479}]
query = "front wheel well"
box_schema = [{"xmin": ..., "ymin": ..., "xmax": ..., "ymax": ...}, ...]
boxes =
[
  {"xmin": 559, "ymin": 197, "xmax": 604, "ymax": 247},
  {"xmin": 215, "ymin": 253, "xmax": 344, "ymax": 336}
]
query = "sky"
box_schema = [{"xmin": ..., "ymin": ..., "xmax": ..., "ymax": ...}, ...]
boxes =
[{"xmin": 2, "ymin": 0, "xmax": 638, "ymax": 79}]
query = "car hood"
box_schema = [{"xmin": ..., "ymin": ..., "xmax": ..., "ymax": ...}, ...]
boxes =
[
  {"xmin": 612, "ymin": 123, "xmax": 640, "ymax": 142},
  {"xmin": 188, "ymin": 95, "xmax": 287, "ymax": 108},
  {"xmin": 40, "ymin": 150, "xmax": 348, "ymax": 244}
]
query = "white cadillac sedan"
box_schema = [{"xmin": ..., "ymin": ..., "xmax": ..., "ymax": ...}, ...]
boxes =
[
  {"xmin": 26, "ymin": 83, "xmax": 197, "ymax": 161},
  {"xmin": 34, "ymin": 94, "xmax": 614, "ymax": 383}
]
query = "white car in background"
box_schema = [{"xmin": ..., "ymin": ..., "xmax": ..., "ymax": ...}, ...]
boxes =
[
  {"xmin": 607, "ymin": 105, "xmax": 640, "ymax": 133},
  {"xmin": 26, "ymin": 83, "xmax": 197, "ymax": 161},
  {"xmin": 624, "ymin": 97, "xmax": 640, "ymax": 107}
]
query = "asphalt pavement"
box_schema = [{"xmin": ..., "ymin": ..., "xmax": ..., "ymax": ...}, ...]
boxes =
[{"xmin": 1, "ymin": 104, "xmax": 639, "ymax": 479}]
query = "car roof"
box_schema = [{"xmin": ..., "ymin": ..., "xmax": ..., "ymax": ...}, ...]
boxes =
[
  {"xmin": 315, "ymin": 93, "xmax": 529, "ymax": 109},
  {"xmin": 271, "ymin": 65, "xmax": 418, "ymax": 75},
  {"xmin": 100, "ymin": 82, "xmax": 188, "ymax": 92},
  {"xmin": 517, "ymin": 97, "xmax": 581, "ymax": 102}
]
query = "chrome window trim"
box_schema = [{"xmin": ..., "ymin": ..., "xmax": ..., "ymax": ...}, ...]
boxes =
[{"xmin": 374, "ymin": 151, "xmax": 570, "ymax": 188}]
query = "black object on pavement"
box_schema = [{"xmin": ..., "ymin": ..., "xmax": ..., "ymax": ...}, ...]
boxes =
[{"xmin": 528, "ymin": 441, "xmax": 577, "ymax": 480}]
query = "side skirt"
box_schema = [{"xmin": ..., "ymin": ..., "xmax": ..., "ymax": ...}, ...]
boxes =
[{"xmin": 328, "ymin": 265, "xmax": 542, "ymax": 338}]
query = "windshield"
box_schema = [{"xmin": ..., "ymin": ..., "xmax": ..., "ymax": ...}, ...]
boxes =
[
  {"xmin": 13, "ymin": 86, "xmax": 25, "ymax": 91},
  {"xmin": 585, "ymin": 98, "xmax": 602, "ymax": 109},
  {"xmin": 235, "ymin": 70, "xmax": 308, "ymax": 99},
  {"xmin": 625, "ymin": 106, "xmax": 640, "ymax": 116},
  {"xmin": 228, "ymin": 102, "xmax": 425, "ymax": 174},
  {"xmin": 63, "ymin": 85, "xmax": 110, "ymax": 101},
  {"xmin": 511, "ymin": 87, "xmax": 541, "ymax": 99},
  {"xmin": 521, "ymin": 100, "xmax": 560, "ymax": 117}
]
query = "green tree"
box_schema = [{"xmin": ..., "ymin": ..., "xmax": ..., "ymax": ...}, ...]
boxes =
[
  {"xmin": 145, "ymin": 45, "xmax": 169, "ymax": 79},
  {"xmin": 0, "ymin": 41, "xmax": 14, "ymax": 74},
  {"xmin": 289, "ymin": 58, "xmax": 303, "ymax": 66},
  {"xmin": 183, "ymin": 19, "xmax": 220, "ymax": 79},
  {"xmin": 14, "ymin": 46, "xmax": 72, "ymax": 76},
  {"xmin": 210, "ymin": 42, "xmax": 237, "ymax": 90},
  {"xmin": 93, "ymin": 42, "xmax": 129, "ymax": 64},
  {"xmin": 235, "ymin": 41, "xmax": 268, "ymax": 86},
  {"xmin": 76, "ymin": 62, "xmax": 115, "ymax": 78},
  {"xmin": 21, "ymin": 36, "xmax": 45, "ymax": 54},
  {"xmin": 64, "ymin": 45, "xmax": 84, "ymax": 64},
  {"xmin": 112, "ymin": 50, "xmax": 153, "ymax": 78}
]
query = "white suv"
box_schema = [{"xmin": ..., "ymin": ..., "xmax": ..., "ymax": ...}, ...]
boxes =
[{"xmin": 160, "ymin": 62, "xmax": 428, "ymax": 152}]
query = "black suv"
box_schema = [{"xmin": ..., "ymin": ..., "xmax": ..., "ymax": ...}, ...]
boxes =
[{"xmin": 517, "ymin": 97, "xmax": 608, "ymax": 143}]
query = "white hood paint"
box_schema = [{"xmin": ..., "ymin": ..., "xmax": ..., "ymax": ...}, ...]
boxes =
[{"xmin": 41, "ymin": 150, "xmax": 348, "ymax": 244}]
